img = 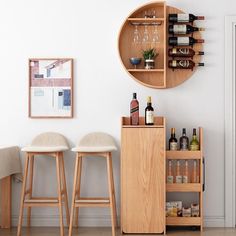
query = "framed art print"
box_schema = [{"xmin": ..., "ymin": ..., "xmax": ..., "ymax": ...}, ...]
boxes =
[{"xmin": 29, "ymin": 58, "xmax": 73, "ymax": 118}]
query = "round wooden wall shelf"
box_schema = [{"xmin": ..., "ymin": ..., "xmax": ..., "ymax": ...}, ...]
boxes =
[{"xmin": 118, "ymin": 1, "xmax": 203, "ymax": 89}]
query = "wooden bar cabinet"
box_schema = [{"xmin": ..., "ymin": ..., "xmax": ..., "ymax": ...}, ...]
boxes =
[{"xmin": 121, "ymin": 117, "xmax": 166, "ymax": 234}]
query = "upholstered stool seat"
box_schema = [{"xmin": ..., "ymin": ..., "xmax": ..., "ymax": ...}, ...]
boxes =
[
  {"xmin": 17, "ymin": 132, "xmax": 70, "ymax": 236},
  {"xmin": 69, "ymin": 132, "xmax": 117, "ymax": 236}
]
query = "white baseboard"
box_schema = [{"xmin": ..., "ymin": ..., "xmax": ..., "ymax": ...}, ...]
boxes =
[{"xmin": 12, "ymin": 214, "xmax": 225, "ymax": 228}]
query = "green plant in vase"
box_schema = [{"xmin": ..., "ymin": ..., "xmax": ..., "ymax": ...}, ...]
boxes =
[{"xmin": 142, "ymin": 48, "xmax": 158, "ymax": 69}]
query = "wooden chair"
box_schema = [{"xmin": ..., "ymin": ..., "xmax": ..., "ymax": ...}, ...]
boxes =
[
  {"xmin": 17, "ymin": 132, "xmax": 70, "ymax": 236},
  {"xmin": 69, "ymin": 132, "xmax": 117, "ymax": 236}
]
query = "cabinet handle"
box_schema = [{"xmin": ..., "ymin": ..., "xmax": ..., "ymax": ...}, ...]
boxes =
[{"xmin": 202, "ymin": 157, "xmax": 205, "ymax": 192}]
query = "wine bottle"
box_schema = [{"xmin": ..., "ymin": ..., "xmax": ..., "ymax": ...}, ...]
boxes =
[
  {"xmin": 179, "ymin": 128, "xmax": 189, "ymax": 150},
  {"xmin": 175, "ymin": 160, "xmax": 182, "ymax": 183},
  {"xmin": 130, "ymin": 93, "xmax": 139, "ymax": 125},
  {"xmin": 168, "ymin": 48, "xmax": 204, "ymax": 57},
  {"xmin": 167, "ymin": 160, "xmax": 174, "ymax": 183},
  {"xmin": 169, "ymin": 128, "xmax": 178, "ymax": 150},
  {"xmin": 169, "ymin": 24, "xmax": 205, "ymax": 35},
  {"xmin": 183, "ymin": 160, "xmax": 189, "ymax": 183},
  {"xmin": 190, "ymin": 128, "xmax": 200, "ymax": 150},
  {"xmin": 169, "ymin": 37, "xmax": 204, "ymax": 46},
  {"xmin": 169, "ymin": 13, "xmax": 205, "ymax": 23},
  {"xmin": 168, "ymin": 60, "xmax": 204, "ymax": 69},
  {"xmin": 145, "ymin": 96, "xmax": 154, "ymax": 125}
]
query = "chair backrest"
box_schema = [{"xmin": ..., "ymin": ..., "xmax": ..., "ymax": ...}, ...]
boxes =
[
  {"xmin": 31, "ymin": 132, "xmax": 69, "ymax": 148},
  {"xmin": 78, "ymin": 132, "xmax": 117, "ymax": 150}
]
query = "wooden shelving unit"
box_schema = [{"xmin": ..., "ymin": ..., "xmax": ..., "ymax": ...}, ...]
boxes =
[{"xmin": 166, "ymin": 127, "xmax": 204, "ymax": 230}]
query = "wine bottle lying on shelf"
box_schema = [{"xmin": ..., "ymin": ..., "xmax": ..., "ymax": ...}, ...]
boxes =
[
  {"xmin": 168, "ymin": 60, "xmax": 204, "ymax": 69},
  {"xmin": 169, "ymin": 37, "xmax": 204, "ymax": 46},
  {"xmin": 169, "ymin": 13, "xmax": 205, "ymax": 23},
  {"xmin": 168, "ymin": 24, "xmax": 205, "ymax": 35},
  {"xmin": 168, "ymin": 48, "xmax": 204, "ymax": 57}
]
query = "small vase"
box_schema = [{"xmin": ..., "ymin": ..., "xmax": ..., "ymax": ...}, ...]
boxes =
[{"xmin": 144, "ymin": 59, "xmax": 155, "ymax": 69}]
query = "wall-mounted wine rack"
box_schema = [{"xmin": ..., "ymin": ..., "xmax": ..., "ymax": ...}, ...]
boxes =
[{"xmin": 118, "ymin": 1, "xmax": 205, "ymax": 89}]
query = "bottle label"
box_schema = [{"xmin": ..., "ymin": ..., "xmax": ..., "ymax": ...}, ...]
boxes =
[
  {"xmin": 179, "ymin": 60, "xmax": 190, "ymax": 68},
  {"xmin": 173, "ymin": 25, "xmax": 187, "ymax": 34},
  {"xmin": 183, "ymin": 176, "xmax": 188, "ymax": 183},
  {"xmin": 172, "ymin": 60, "xmax": 177, "ymax": 67},
  {"xmin": 170, "ymin": 142, "xmax": 178, "ymax": 150},
  {"xmin": 177, "ymin": 37, "xmax": 189, "ymax": 46},
  {"xmin": 177, "ymin": 14, "xmax": 189, "ymax": 22},
  {"xmin": 179, "ymin": 48, "xmax": 189, "ymax": 55},
  {"xmin": 167, "ymin": 176, "xmax": 174, "ymax": 184},
  {"xmin": 146, "ymin": 111, "xmax": 154, "ymax": 124},
  {"xmin": 172, "ymin": 48, "xmax": 177, "ymax": 54},
  {"xmin": 190, "ymin": 144, "xmax": 199, "ymax": 151},
  {"xmin": 180, "ymin": 140, "xmax": 188, "ymax": 150},
  {"xmin": 176, "ymin": 176, "xmax": 183, "ymax": 183}
]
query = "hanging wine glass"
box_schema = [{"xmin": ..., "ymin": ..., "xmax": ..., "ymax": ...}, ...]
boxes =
[
  {"xmin": 152, "ymin": 25, "xmax": 160, "ymax": 45},
  {"xmin": 133, "ymin": 25, "xmax": 140, "ymax": 44},
  {"xmin": 142, "ymin": 25, "xmax": 149, "ymax": 45}
]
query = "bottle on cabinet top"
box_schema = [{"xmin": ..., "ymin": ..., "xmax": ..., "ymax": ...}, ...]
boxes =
[
  {"xmin": 168, "ymin": 24, "xmax": 205, "ymax": 35},
  {"xmin": 169, "ymin": 128, "xmax": 178, "ymax": 150},
  {"xmin": 145, "ymin": 96, "xmax": 154, "ymax": 125},
  {"xmin": 130, "ymin": 93, "xmax": 139, "ymax": 125},
  {"xmin": 168, "ymin": 48, "xmax": 204, "ymax": 57},
  {"xmin": 168, "ymin": 60, "xmax": 204, "ymax": 69},
  {"xmin": 169, "ymin": 13, "xmax": 205, "ymax": 23},
  {"xmin": 190, "ymin": 128, "xmax": 200, "ymax": 150},
  {"xmin": 180, "ymin": 128, "xmax": 189, "ymax": 150},
  {"xmin": 169, "ymin": 36, "xmax": 204, "ymax": 46}
]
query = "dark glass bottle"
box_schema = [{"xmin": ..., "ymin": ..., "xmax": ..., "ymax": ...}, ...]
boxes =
[
  {"xmin": 169, "ymin": 128, "xmax": 178, "ymax": 150},
  {"xmin": 169, "ymin": 37, "xmax": 204, "ymax": 46},
  {"xmin": 168, "ymin": 24, "xmax": 205, "ymax": 35},
  {"xmin": 168, "ymin": 48, "xmax": 204, "ymax": 57},
  {"xmin": 168, "ymin": 60, "xmax": 204, "ymax": 69},
  {"xmin": 180, "ymin": 128, "xmax": 189, "ymax": 150},
  {"xmin": 168, "ymin": 13, "xmax": 205, "ymax": 23},
  {"xmin": 130, "ymin": 93, "xmax": 139, "ymax": 125},
  {"xmin": 145, "ymin": 96, "xmax": 154, "ymax": 125}
]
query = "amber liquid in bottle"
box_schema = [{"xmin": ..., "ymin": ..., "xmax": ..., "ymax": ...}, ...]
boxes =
[
  {"xmin": 175, "ymin": 160, "xmax": 182, "ymax": 183},
  {"xmin": 130, "ymin": 93, "xmax": 139, "ymax": 125},
  {"xmin": 167, "ymin": 160, "xmax": 174, "ymax": 183}
]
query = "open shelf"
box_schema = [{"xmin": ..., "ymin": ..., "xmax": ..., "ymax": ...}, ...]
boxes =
[
  {"xmin": 166, "ymin": 150, "xmax": 202, "ymax": 159},
  {"xmin": 166, "ymin": 184, "xmax": 201, "ymax": 192},
  {"xmin": 128, "ymin": 69, "xmax": 164, "ymax": 72},
  {"xmin": 166, "ymin": 217, "xmax": 201, "ymax": 226}
]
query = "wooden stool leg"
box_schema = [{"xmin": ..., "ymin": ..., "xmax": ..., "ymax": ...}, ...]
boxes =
[
  {"xmin": 69, "ymin": 154, "xmax": 79, "ymax": 236},
  {"xmin": 60, "ymin": 153, "xmax": 70, "ymax": 227},
  {"xmin": 27, "ymin": 155, "xmax": 34, "ymax": 227},
  {"xmin": 17, "ymin": 154, "xmax": 30, "ymax": 236},
  {"xmin": 56, "ymin": 154, "xmax": 64, "ymax": 236},
  {"xmin": 1, "ymin": 176, "xmax": 12, "ymax": 228},
  {"xmin": 74, "ymin": 156, "xmax": 82, "ymax": 227},
  {"xmin": 106, "ymin": 154, "xmax": 116, "ymax": 236},
  {"xmin": 109, "ymin": 153, "xmax": 117, "ymax": 227}
]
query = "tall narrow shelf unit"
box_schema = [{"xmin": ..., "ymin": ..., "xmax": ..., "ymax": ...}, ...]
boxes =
[
  {"xmin": 121, "ymin": 117, "xmax": 166, "ymax": 234},
  {"xmin": 166, "ymin": 127, "xmax": 204, "ymax": 230}
]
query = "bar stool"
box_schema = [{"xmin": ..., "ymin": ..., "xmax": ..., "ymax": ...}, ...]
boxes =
[
  {"xmin": 17, "ymin": 132, "xmax": 70, "ymax": 236},
  {"xmin": 69, "ymin": 132, "xmax": 117, "ymax": 236}
]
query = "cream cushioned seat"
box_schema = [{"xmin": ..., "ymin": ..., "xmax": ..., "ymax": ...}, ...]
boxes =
[
  {"xmin": 22, "ymin": 132, "xmax": 69, "ymax": 152},
  {"xmin": 72, "ymin": 132, "xmax": 117, "ymax": 152}
]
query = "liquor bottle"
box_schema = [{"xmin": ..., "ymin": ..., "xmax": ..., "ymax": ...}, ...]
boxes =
[
  {"xmin": 180, "ymin": 128, "xmax": 189, "ymax": 150},
  {"xmin": 190, "ymin": 128, "xmax": 200, "ymax": 150},
  {"xmin": 130, "ymin": 93, "xmax": 139, "ymax": 125},
  {"xmin": 168, "ymin": 48, "xmax": 204, "ymax": 58},
  {"xmin": 175, "ymin": 160, "xmax": 182, "ymax": 183},
  {"xmin": 168, "ymin": 24, "xmax": 205, "ymax": 35},
  {"xmin": 169, "ymin": 128, "xmax": 178, "ymax": 150},
  {"xmin": 145, "ymin": 96, "xmax": 154, "ymax": 125},
  {"xmin": 183, "ymin": 160, "xmax": 189, "ymax": 183},
  {"xmin": 167, "ymin": 160, "xmax": 174, "ymax": 183},
  {"xmin": 169, "ymin": 13, "xmax": 205, "ymax": 23},
  {"xmin": 169, "ymin": 37, "xmax": 204, "ymax": 46},
  {"xmin": 168, "ymin": 60, "xmax": 204, "ymax": 69}
]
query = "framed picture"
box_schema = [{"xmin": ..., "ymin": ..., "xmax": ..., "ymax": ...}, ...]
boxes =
[{"xmin": 29, "ymin": 58, "xmax": 73, "ymax": 118}]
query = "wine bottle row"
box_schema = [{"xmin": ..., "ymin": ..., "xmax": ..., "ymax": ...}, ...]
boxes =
[
  {"xmin": 167, "ymin": 160, "xmax": 200, "ymax": 184},
  {"xmin": 130, "ymin": 93, "xmax": 155, "ymax": 125},
  {"xmin": 169, "ymin": 128, "xmax": 200, "ymax": 151}
]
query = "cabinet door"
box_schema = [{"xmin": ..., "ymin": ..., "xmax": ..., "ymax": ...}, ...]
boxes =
[{"xmin": 121, "ymin": 128, "xmax": 165, "ymax": 233}]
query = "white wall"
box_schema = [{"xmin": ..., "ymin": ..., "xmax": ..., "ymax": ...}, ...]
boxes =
[{"xmin": 0, "ymin": 0, "xmax": 233, "ymax": 227}]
